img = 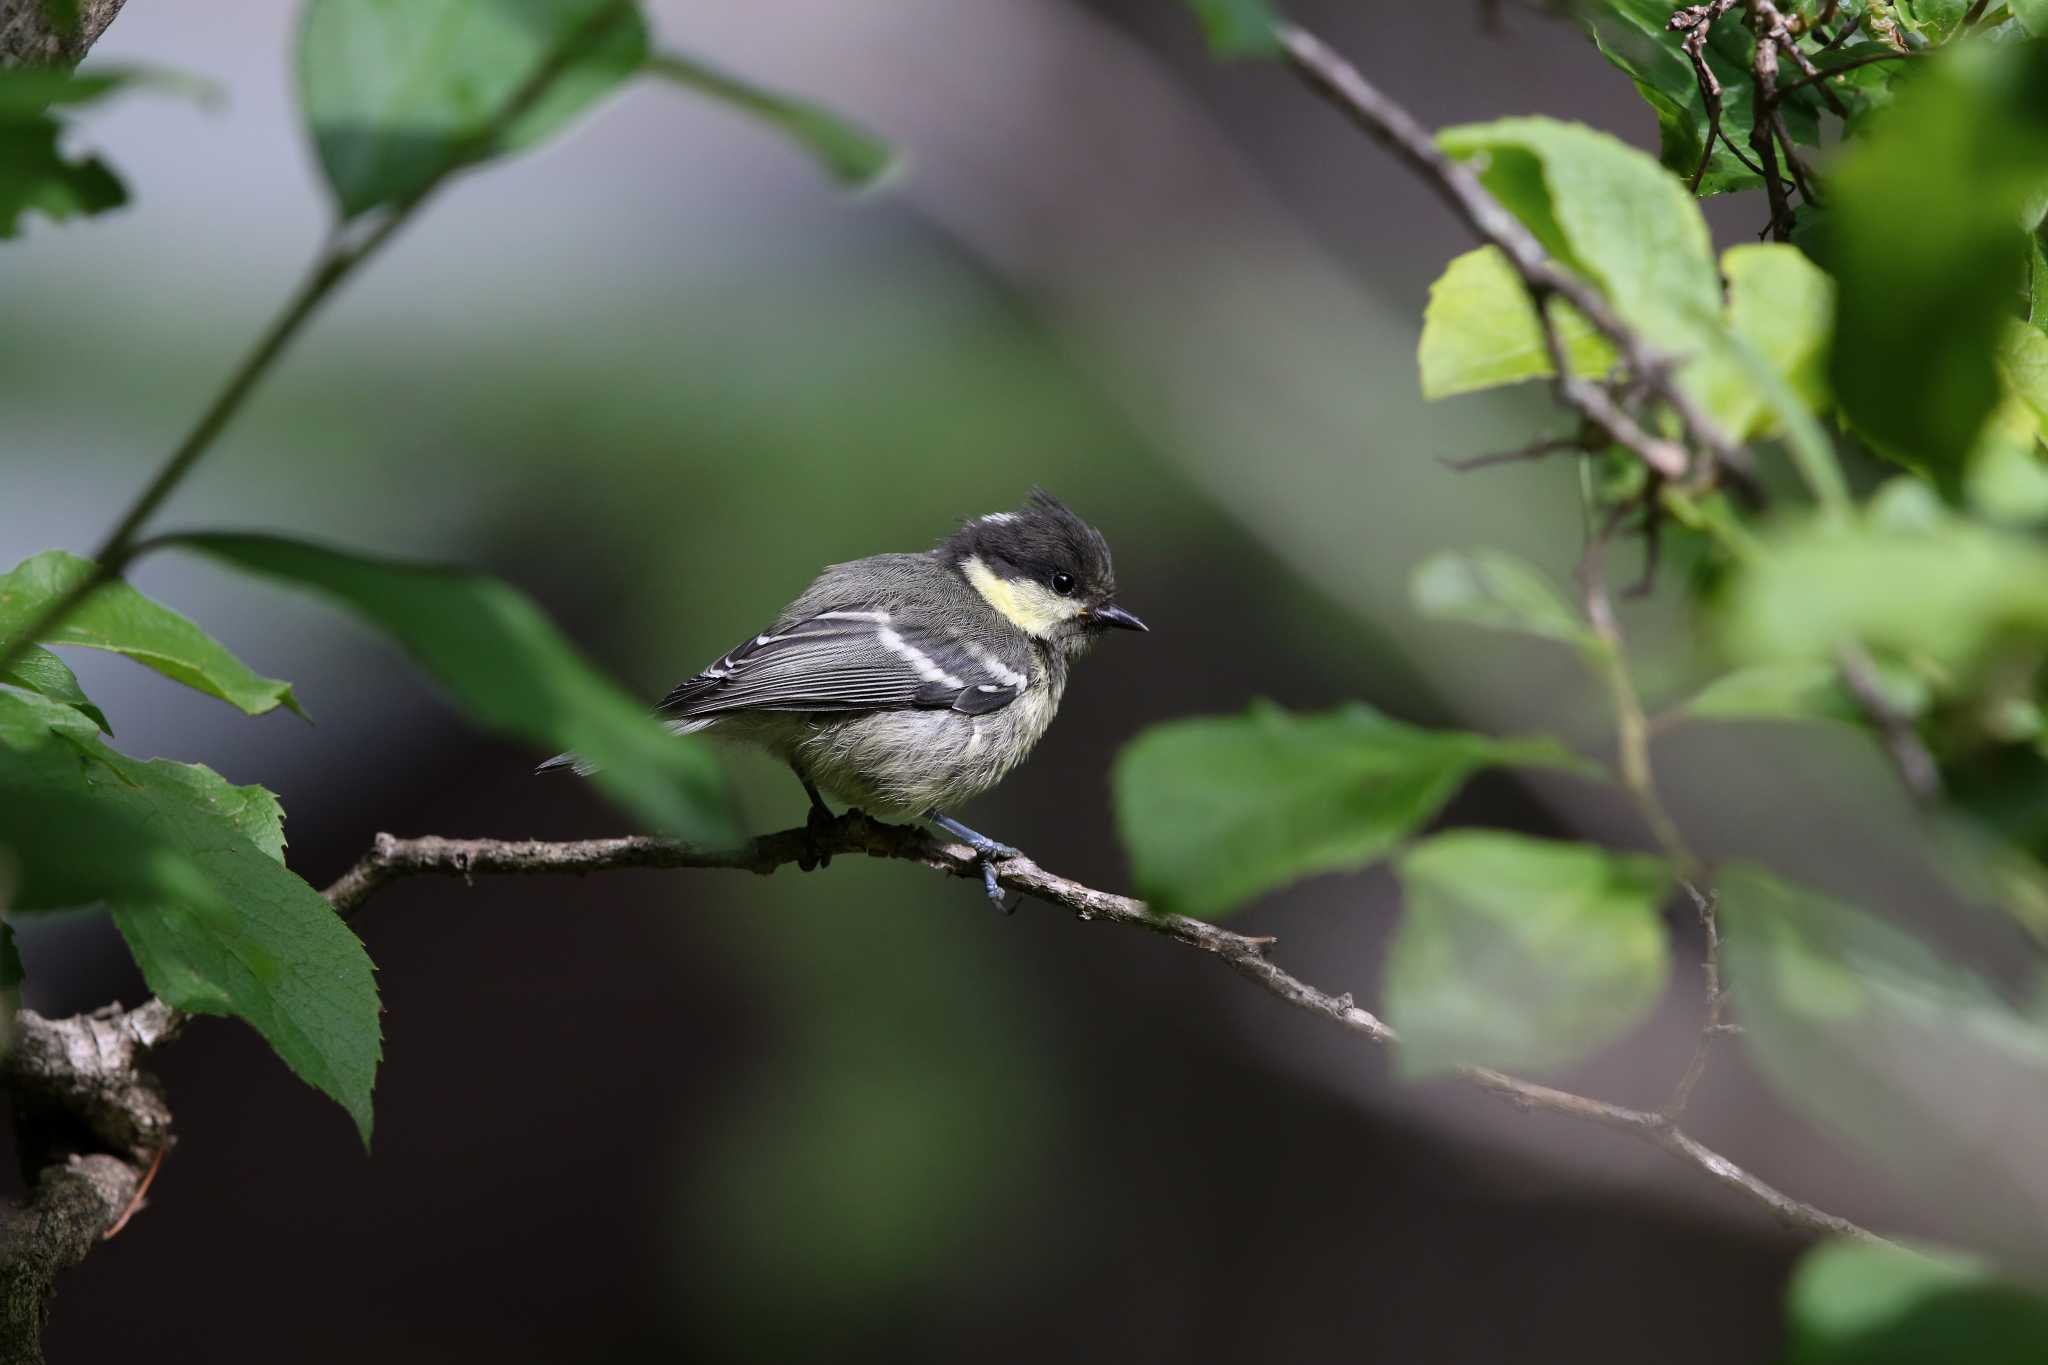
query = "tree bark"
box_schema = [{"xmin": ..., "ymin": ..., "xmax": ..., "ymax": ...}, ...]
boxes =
[{"xmin": 0, "ymin": 0, "xmax": 127, "ymax": 68}]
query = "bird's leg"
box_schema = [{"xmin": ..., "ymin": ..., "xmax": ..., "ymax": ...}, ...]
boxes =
[
  {"xmin": 795, "ymin": 768, "xmax": 834, "ymax": 871},
  {"xmin": 926, "ymin": 810, "xmax": 1021, "ymax": 913}
]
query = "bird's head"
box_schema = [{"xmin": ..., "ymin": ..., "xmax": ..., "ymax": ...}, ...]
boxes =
[{"xmin": 940, "ymin": 490, "xmax": 1148, "ymax": 655}]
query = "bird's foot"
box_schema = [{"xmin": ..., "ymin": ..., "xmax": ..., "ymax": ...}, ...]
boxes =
[
  {"xmin": 971, "ymin": 848, "xmax": 1020, "ymax": 915},
  {"xmin": 926, "ymin": 812, "xmax": 1023, "ymax": 914}
]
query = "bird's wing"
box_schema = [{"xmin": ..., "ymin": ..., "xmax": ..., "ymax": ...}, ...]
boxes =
[{"xmin": 658, "ymin": 609, "xmax": 1028, "ymax": 719}]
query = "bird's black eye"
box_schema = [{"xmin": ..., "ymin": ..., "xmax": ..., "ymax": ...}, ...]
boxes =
[{"xmin": 1050, "ymin": 571, "xmax": 1076, "ymax": 596}]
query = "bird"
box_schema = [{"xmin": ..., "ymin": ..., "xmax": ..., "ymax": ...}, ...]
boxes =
[{"xmin": 542, "ymin": 491, "xmax": 1147, "ymax": 906}]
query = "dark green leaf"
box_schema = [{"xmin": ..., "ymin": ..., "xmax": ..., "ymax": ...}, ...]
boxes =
[
  {"xmin": 169, "ymin": 533, "xmax": 737, "ymax": 843},
  {"xmin": 644, "ymin": 52, "xmax": 898, "ymax": 188},
  {"xmin": 1178, "ymin": 0, "xmax": 1283, "ymax": 59},
  {"xmin": 0, "ymin": 64, "xmax": 211, "ymax": 237},
  {"xmin": 1721, "ymin": 866, "xmax": 2048, "ymax": 1253},
  {"xmin": 1388, "ymin": 833, "xmax": 1669, "ymax": 1075},
  {"xmin": 1113, "ymin": 701, "xmax": 1594, "ymax": 919},
  {"xmin": 1787, "ymin": 1240, "xmax": 2048, "ymax": 1365},
  {"xmin": 0, "ymin": 691, "xmax": 379, "ymax": 1141},
  {"xmin": 1410, "ymin": 548, "xmax": 1599, "ymax": 650},
  {"xmin": 1418, "ymin": 246, "xmax": 1616, "ymax": 399},
  {"xmin": 1822, "ymin": 41, "xmax": 2048, "ymax": 476},
  {"xmin": 1580, "ymin": 1, "xmax": 1830, "ymax": 198},
  {"xmin": 0, "ymin": 644, "xmax": 109, "ymax": 733},
  {"xmin": 298, "ymin": 0, "xmax": 649, "ymax": 219},
  {"xmin": 0, "ymin": 550, "xmax": 302, "ymax": 719},
  {"xmin": 0, "ymin": 118, "xmax": 123, "ymax": 237}
]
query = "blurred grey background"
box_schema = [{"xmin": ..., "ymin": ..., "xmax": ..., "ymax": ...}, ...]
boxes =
[{"xmin": 0, "ymin": 1, "xmax": 1959, "ymax": 1360}]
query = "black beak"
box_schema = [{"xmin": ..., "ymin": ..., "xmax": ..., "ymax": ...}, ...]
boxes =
[{"xmin": 1091, "ymin": 602, "xmax": 1149, "ymax": 632}]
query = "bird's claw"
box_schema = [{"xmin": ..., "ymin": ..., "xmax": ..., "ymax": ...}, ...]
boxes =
[{"xmin": 958, "ymin": 837, "xmax": 1021, "ymax": 914}]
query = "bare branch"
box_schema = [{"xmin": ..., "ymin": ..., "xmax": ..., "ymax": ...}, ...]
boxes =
[{"xmin": 317, "ymin": 814, "xmax": 1878, "ymax": 1243}]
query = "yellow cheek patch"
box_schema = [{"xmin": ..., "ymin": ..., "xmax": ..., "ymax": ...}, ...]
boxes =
[{"xmin": 960, "ymin": 555, "xmax": 1079, "ymax": 638}]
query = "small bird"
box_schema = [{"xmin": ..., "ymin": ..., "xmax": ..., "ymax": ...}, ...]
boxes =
[{"xmin": 543, "ymin": 491, "xmax": 1147, "ymax": 905}]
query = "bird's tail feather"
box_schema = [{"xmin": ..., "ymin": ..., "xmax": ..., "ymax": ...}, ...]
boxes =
[{"xmin": 535, "ymin": 716, "xmax": 713, "ymax": 777}]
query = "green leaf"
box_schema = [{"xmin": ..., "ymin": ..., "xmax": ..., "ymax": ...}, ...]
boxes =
[
  {"xmin": 1821, "ymin": 41, "xmax": 2048, "ymax": 477},
  {"xmin": 1439, "ymin": 117, "xmax": 1720, "ymax": 335},
  {"xmin": 1410, "ymin": 548, "xmax": 1599, "ymax": 650},
  {"xmin": 1418, "ymin": 246, "xmax": 1616, "ymax": 399},
  {"xmin": 0, "ymin": 550, "xmax": 302, "ymax": 719},
  {"xmin": 1580, "ymin": 1, "xmax": 1847, "ymax": 199},
  {"xmin": 1676, "ymin": 662, "xmax": 1867, "ymax": 726},
  {"xmin": 0, "ymin": 644, "xmax": 109, "ymax": 733},
  {"xmin": 1721, "ymin": 865, "xmax": 2048, "ymax": 1249},
  {"xmin": 0, "ymin": 692, "xmax": 379, "ymax": 1142},
  {"xmin": 1716, "ymin": 506, "xmax": 2048, "ymax": 688},
  {"xmin": 1581, "ymin": 0, "xmax": 1767, "ymax": 197},
  {"xmin": 169, "ymin": 533, "xmax": 737, "ymax": 844},
  {"xmin": 1178, "ymin": 0, "xmax": 1283, "ymax": 59},
  {"xmin": 1996, "ymin": 321, "xmax": 2048, "ymax": 437},
  {"xmin": 1436, "ymin": 117, "xmax": 1740, "ymax": 416},
  {"xmin": 298, "ymin": 0, "xmax": 649, "ymax": 219},
  {"xmin": 0, "ymin": 64, "xmax": 211, "ymax": 237},
  {"xmin": 1387, "ymin": 832, "xmax": 1670, "ymax": 1075},
  {"xmin": 644, "ymin": 52, "xmax": 898, "ymax": 189},
  {"xmin": 1112, "ymin": 701, "xmax": 1593, "ymax": 919},
  {"xmin": 1965, "ymin": 394, "xmax": 2048, "ymax": 525},
  {"xmin": 1720, "ymin": 244, "xmax": 1835, "ymax": 431},
  {"xmin": 0, "ymin": 117, "xmax": 124, "ymax": 237},
  {"xmin": 1787, "ymin": 1240, "xmax": 2048, "ymax": 1365},
  {"xmin": 1695, "ymin": 314, "xmax": 1851, "ymax": 516}
]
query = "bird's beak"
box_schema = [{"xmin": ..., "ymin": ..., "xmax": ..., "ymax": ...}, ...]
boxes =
[{"xmin": 1090, "ymin": 602, "xmax": 1149, "ymax": 632}]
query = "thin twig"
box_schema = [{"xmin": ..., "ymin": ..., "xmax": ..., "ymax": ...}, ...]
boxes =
[
  {"xmin": 1438, "ymin": 435, "xmax": 1582, "ymax": 472},
  {"xmin": 1666, "ymin": 881, "xmax": 1728, "ymax": 1117},
  {"xmin": 1576, "ymin": 515, "xmax": 1695, "ymax": 873},
  {"xmin": 1774, "ymin": 47, "xmax": 1914, "ymax": 99},
  {"xmin": 1671, "ymin": 0, "xmax": 1753, "ymax": 193},
  {"xmin": 0, "ymin": 0, "xmax": 641, "ymax": 682},
  {"xmin": 312, "ymin": 814, "xmax": 1880, "ymax": 1243}
]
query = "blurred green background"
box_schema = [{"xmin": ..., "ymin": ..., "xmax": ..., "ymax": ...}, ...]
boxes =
[{"xmin": 1, "ymin": 1, "xmax": 1999, "ymax": 1359}]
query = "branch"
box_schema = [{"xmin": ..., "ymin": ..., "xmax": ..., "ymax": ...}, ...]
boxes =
[
  {"xmin": 0, "ymin": 1002, "xmax": 179, "ymax": 1362},
  {"xmin": 320, "ymin": 814, "xmax": 1880, "ymax": 1243},
  {"xmin": 0, "ymin": 0, "xmax": 125, "ymax": 68}
]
